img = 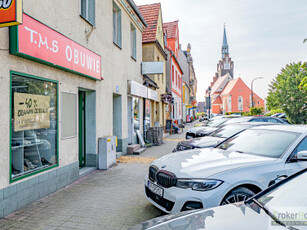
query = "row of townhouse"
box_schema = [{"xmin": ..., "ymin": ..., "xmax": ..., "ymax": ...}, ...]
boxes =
[
  {"xmin": 139, "ymin": 4, "xmax": 198, "ymax": 126},
  {"xmin": 0, "ymin": 0, "xmax": 197, "ymax": 217}
]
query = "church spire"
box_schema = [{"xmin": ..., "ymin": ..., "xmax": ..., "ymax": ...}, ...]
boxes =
[{"xmin": 222, "ymin": 24, "xmax": 229, "ymax": 58}]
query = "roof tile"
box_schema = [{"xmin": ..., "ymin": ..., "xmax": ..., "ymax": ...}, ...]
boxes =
[
  {"xmin": 138, "ymin": 3, "xmax": 161, "ymax": 43},
  {"xmin": 163, "ymin": 21, "xmax": 179, "ymax": 39}
]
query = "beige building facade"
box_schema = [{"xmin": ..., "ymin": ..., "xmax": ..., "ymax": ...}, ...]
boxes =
[
  {"xmin": 0, "ymin": 0, "xmax": 146, "ymax": 217},
  {"xmin": 138, "ymin": 3, "xmax": 167, "ymax": 128}
]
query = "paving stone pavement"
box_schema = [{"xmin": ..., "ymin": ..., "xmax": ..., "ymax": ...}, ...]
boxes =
[{"xmin": 0, "ymin": 122, "xmax": 199, "ymax": 230}]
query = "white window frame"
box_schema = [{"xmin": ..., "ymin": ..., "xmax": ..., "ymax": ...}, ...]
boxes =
[
  {"xmin": 131, "ymin": 23, "xmax": 137, "ymax": 59},
  {"xmin": 113, "ymin": 2, "xmax": 122, "ymax": 47},
  {"xmin": 238, "ymin": 96, "xmax": 243, "ymax": 111},
  {"xmin": 80, "ymin": 0, "xmax": 95, "ymax": 26},
  {"xmin": 228, "ymin": 96, "xmax": 232, "ymax": 112}
]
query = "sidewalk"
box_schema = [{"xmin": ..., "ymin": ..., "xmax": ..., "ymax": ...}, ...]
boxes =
[{"xmin": 0, "ymin": 122, "xmax": 197, "ymax": 230}]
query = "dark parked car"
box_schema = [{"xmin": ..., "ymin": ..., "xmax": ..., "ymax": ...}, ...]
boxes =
[
  {"xmin": 174, "ymin": 122, "xmax": 278, "ymax": 152},
  {"xmin": 186, "ymin": 116, "xmax": 289, "ymax": 139},
  {"xmin": 130, "ymin": 168, "xmax": 307, "ymax": 230}
]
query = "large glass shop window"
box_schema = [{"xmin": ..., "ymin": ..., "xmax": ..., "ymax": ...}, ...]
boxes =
[
  {"xmin": 144, "ymin": 99, "xmax": 151, "ymax": 138},
  {"xmin": 133, "ymin": 97, "xmax": 140, "ymax": 131},
  {"xmin": 11, "ymin": 74, "xmax": 58, "ymax": 180}
]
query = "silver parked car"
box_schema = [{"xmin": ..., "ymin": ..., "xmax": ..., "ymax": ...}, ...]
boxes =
[{"xmin": 131, "ymin": 168, "xmax": 307, "ymax": 230}]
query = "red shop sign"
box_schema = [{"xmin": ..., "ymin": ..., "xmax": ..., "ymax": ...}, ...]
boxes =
[{"xmin": 10, "ymin": 13, "xmax": 102, "ymax": 80}]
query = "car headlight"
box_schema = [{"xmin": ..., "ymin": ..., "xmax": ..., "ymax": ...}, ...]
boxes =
[{"xmin": 176, "ymin": 179, "xmax": 223, "ymax": 191}]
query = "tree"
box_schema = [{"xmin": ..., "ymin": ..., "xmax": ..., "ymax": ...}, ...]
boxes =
[
  {"xmin": 300, "ymin": 76, "xmax": 307, "ymax": 92},
  {"xmin": 266, "ymin": 62, "xmax": 307, "ymax": 124},
  {"xmin": 250, "ymin": 107, "xmax": 263, "ymax": 115}
]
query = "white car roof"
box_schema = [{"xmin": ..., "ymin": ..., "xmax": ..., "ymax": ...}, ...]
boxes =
[{"xmin": 251, "ymin": 124, "xmax": 307, "ymax": 134}]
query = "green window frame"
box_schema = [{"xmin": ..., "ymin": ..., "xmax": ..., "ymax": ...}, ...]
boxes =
[
  {"xmin": 113, "ymin": 2, "xmax": 122, "ymax": 48},
  {"xmin": 10, "ymin": 71, "xmax": 59, "ymax": 183}
]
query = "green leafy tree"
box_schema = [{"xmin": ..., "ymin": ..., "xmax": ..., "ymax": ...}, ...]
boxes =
[
  {"xmin": 250, "ymin": 107, "xmax": 263, "ymax": 115},
  {"xmin": 300, "ymin": 76, "xmax": 307, "ymax": 92},
  {"xmin": 267, "ymin": 62, "xmax": 307, "ymax": 124}
]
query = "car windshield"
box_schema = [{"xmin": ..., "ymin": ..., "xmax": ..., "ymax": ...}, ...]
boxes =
[
  {"xmin": 256, "ymin": 171, "xmax": 307, "ymax": 228},
  {"xmin": 207, "ymin": 118, "xmax": 229, "ymax": 127},
  {"xmin": 216, "ymin": 129, "xmax": 299, "ymax": 158},
  {"xmin": 211, "ymin": 124, "xmax": 250, "ymax": 138}
]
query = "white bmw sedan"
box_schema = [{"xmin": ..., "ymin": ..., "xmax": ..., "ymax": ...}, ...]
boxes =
[{"xmin": 145, "ymin": 125, "xmax": 307, "ymax": 214}]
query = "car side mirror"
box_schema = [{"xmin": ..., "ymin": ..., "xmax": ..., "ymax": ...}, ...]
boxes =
[{"xmin": 296, "ymin": 151, "xmax": 307, "ymax": 161}]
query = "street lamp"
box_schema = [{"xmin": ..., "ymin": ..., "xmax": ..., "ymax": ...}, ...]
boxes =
[
  {"xmin": 251, "ymin": 77, "xmax": 263, "ymax": 108},
  {"xmin": 207, "ymin": 86, "xmax": 211, "ymax": 118}
]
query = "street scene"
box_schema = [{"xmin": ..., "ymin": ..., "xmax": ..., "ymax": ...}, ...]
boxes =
[
  {"xmin": 0, "ymin": 0, "xmax": 307, "ymax": 229},
  {"xmin": 0, "ymin": 124, "xmax": 192, "ymax": 229}
]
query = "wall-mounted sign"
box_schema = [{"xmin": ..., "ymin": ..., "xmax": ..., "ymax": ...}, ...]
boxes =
[
  {"xmin": 127, "ymin": 80, "xmax": 158, "ymax": 101},
  {"xmin": 10, "ymin": 13, "xmax": 102, "ymax": 80},
  {"xmin": 161, "ymin": 94, "xmax": 172, "ymax": 103},
  {"xmin": 147, "ymin": 88, "xmax": 158, "ymax": 101},
  {"xmin": 0, "ymin": 0, "xmax": 22, "ymax": 28},
  {"xmin": 14, "ymin": 93, "xmax": 50, "ymax": 131},
  {"xmin": 141, "ymin": 62, "xmax": 164, "ymax": 75}
]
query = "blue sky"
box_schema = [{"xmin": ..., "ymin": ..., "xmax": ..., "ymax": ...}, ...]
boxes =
[{"xmin": 134, "ymin": 0, "xmax": 307, "ymax": 101}]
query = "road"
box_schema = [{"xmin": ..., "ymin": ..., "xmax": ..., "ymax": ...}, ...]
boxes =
[{"xmin": 0, "ymin": 122, "xmax": 196, "ymax": 230}]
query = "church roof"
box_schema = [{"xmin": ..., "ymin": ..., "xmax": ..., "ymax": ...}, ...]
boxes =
[
  {"xmin": 221, "ymin": 78, "xmax": 240, "ymax": 96},
  {"xmin": 222, "ymin": 25, "xmax": 228, "ymax": 47},
  {"xmin": 211, "ymin": 74, "xmax": 232, "ymax": 94},
  {"xmin": 163, "ymin": 21, "xmax": 178, "ymax": 39},
  {"xmin": 212, "ymin": 96, "xmax": 222, "ymax": 105},
  {"xmin": 138, "ymin": 3, "xmax": 161, "ymax": 43},
  {"xmin": 222, "ymin": 25, "xmax": 229, "ymax": 58}
]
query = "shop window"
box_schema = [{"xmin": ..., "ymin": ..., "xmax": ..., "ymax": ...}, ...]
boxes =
[
  {"xmin": 144, "ymin": 99, "xmax": 151, "ymax": 138},
  {"xmin": 11, "ymin": 72, "xmax": 58, "ymax": 181},
  {"xmin": 131, "ymin": 23, "xmax": 137, "ymax": 60},
  {"xmin": 133, "ymin": 97, "xmax": 140, "ymax": 131},
  {"xmin": 80, "ymin": 0, "xmax": 95, "ymax": 26},
  {"xmin": 113, "ymin": 2, "xmax": 122, "ymax": 47}
]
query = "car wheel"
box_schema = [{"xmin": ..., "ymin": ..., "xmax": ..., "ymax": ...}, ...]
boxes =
[{"xmin": 221, "ymin": 187, "xmax": 255, "ymax": 205}]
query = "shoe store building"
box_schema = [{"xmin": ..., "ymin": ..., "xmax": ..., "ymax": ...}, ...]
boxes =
[{"xmin": 0, "ymin": 0, "xmax": 147, "ymax": 217}]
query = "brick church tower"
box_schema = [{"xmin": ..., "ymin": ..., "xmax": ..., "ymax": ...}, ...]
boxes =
[{"xmin": 217, "ymin": 25, "xmax": 234, "ymax": 78}]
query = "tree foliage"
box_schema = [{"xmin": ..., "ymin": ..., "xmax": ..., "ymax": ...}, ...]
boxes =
[
  {"xmin": 267, "ymin": 62, "xmax": 307, "ymax": 124},
  {"xmin": 250, "ymin": 107, "xmax": 263, "ymax": 115},
  {"xmin": 300, "ymin": 76, "xmax": 307, "ymax": 92}
]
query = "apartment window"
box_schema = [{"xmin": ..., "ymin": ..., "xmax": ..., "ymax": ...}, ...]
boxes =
[
  {"xmin": 172, "ymin": 66, "xmax": 174, "ymax": 83},
  {"xmin": 131, "ymin": 24, "xmax": 136, "ymax": 59},
  {"xmin": 113, "ymin": 2, "xmax": 122, "ymax": 47},
  {"xmin": 80, "ymin": 0, "xmax": 95, "ymax": 26},
  {"xmin": 175, "ymin": 71, "xmax": 177, "ymax": 86}
]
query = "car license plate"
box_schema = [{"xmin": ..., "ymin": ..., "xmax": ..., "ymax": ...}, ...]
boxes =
[{"xmin": 148, "ymin": 181, "xmax": 164, "ymax": 197}]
